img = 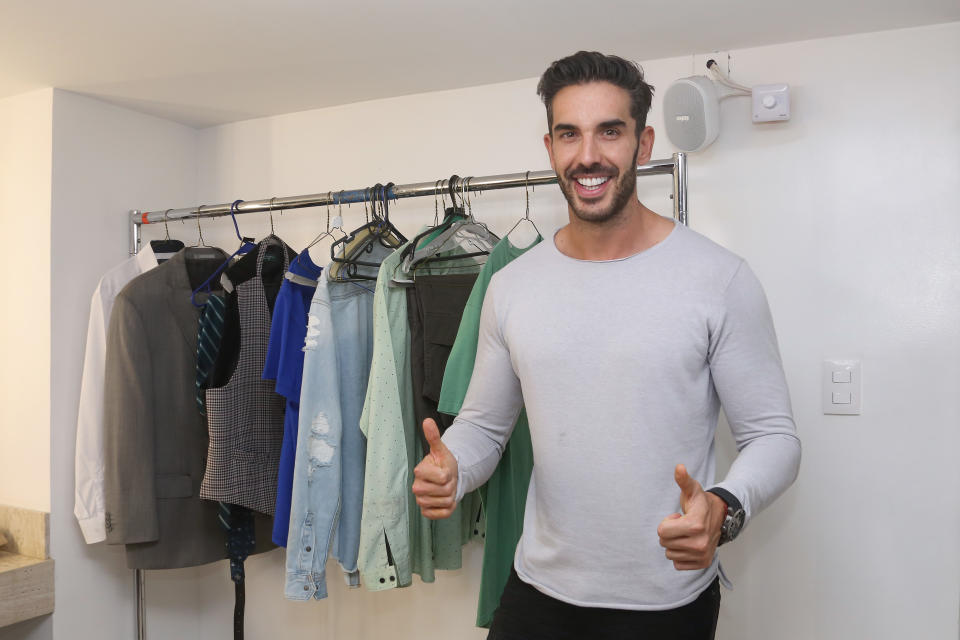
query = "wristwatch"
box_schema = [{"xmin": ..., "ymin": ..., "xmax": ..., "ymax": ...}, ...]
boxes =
[{"xmin": 706, "ymin": 487, "xmax": 745, "ymax": 546}]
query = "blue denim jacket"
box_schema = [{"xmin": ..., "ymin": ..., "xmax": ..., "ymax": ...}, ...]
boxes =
[{"xmin": 284, "ymin": 271, "xmax": 375, "ymax": 599}]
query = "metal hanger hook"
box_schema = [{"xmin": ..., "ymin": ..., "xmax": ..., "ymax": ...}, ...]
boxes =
[
  {"xmin": 163, "ymin": 209, "xmax": 172, "ymax": 240},
  {"xmin": 326, "ymin": 191, "xmax": 332, "ymax": 233},
  {"xmin": 194, "ymin": 205, "xmax": 209, "ymax": 246},
  {"xmin": 433, "ymin": 180, "xmax": 442, "ymax": 225},
  {"xmin": 268, "ymin": 197, "xmax": 277, "ymax": 235},
  {"xmin": 525, "ymin": 171, "xmax": 532, "ymax": 220},
  {"xmin": 463, "ymin": 177, "xmax": 474, "ymax": 219}
]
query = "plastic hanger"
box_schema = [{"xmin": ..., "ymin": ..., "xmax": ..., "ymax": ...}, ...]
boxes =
[
  {"xmin": 400, "ymin": 176, "xmax": 465, "ymax": 264},
  {"xmin": 405, "ymin": 176, "xmax": 498, "ymax": 272},
  {"xmin": 329, "ymin": 183, "xmax": 407, "ymax": 282}
]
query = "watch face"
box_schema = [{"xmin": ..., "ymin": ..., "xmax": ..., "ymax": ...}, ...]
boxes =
[{"xmin": 728, "ymin": 509, "xmax": 745, "ymax": 536}]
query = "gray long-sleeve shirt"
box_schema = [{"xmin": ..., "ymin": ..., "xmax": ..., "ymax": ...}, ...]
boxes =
[{"xmin": 442, "ymin": 219, "xmax": 801, "ymax": 610}]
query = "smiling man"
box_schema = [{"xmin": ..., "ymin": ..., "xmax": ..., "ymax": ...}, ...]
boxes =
[{"xmin": 412, "ymin": 51, "xmax": 801, "ymax": 639}]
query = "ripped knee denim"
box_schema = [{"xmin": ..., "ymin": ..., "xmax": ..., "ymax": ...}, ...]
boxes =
[{"xmin": 285, "ymin": 275, "xmax": 375, "ymax": 600}]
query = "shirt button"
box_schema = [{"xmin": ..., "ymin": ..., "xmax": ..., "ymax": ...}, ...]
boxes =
[
  {"xmin": 305, "ymin": 546, "xmax": 312, "ymax": 552},
  {"xmin": 379, "ymin": 578, "xmax": 385, "ymax": 584},
  {"xmin": 389, "ymin": 576, "xmax": 395, "ymax": 582},
  {"xmin": 303, "ymin": 585, "xmax": 310, "ymax": 591}
]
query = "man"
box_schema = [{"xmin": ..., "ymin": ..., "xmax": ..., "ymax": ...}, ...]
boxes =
[{"xmin": 412, "ymin": 51, "xmax": 801, "ymax": 639}]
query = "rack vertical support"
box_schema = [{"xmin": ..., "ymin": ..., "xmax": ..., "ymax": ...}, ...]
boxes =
[
  {"xmin": 672, "ymin": 152, "xmax": 687, "ymax": 225},
  {"xmin": 130, "ymin": 210, "xmax": 142, "ymax": 256}
]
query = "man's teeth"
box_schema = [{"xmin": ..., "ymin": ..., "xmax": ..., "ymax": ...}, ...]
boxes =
[{"xmin": 577, "ymin": 177, "xmax": 610, "ymax": 188}]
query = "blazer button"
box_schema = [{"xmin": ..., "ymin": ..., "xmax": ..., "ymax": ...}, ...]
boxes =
[{"xmin": 305, "ymin": 546, "xmax": 312, "ymax": 552}]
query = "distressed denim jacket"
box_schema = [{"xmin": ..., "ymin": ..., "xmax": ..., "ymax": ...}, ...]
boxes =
[{"xmin": 284, "ymin": 271, "xmax": 375, "ymax": 599}]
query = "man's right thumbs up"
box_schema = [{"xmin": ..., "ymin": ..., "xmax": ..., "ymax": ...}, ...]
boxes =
[{"xmin": 412, "ymin": 418, "xmax": 459, "ymax": 520}]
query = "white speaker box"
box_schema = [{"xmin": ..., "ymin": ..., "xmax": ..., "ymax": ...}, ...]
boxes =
[{"xmin": 663, "ymin": 76, "xmax": 720, "ymax": 152}]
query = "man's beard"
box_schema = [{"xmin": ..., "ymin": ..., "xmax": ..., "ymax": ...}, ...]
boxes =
[{"xmin": 557, "ymin": 144, "xmax": 639, "ymax": 224}]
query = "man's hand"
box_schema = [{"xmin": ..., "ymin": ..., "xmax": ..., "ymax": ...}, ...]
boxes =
[
  {"xmin": 412, "ymin": 419, "xmax": 459, "ymax": 520},
  {"xmin": 657, "ymin": 464, "xmax": 727, "ymax": 571}
]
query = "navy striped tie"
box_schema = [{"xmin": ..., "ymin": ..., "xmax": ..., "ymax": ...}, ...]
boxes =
[{"xmin": 196, "ymin": 292, "xmax": 226, "ymax": 414}]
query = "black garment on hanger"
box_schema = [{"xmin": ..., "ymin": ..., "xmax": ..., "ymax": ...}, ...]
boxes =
[
  {"xmin": 406, "ymin": 273, "xmax": 479, "ymax": 453},
  {"xmin": 209, "ymin": 237, "xmax": 296, "ymax": 389}
]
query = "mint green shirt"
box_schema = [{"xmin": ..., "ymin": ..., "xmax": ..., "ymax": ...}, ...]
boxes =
[
  {"xmin": 358, "ymin": 239, "xmax": 483, "ymax": 591},
  {"xmin": 437, "ymin": 234, "xmax": 542, "ymax": 627}
]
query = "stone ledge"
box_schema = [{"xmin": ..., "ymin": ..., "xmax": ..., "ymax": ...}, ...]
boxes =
[{"xmin": 0, "ymin": 553, "xmax": 54, "ymax": 628}]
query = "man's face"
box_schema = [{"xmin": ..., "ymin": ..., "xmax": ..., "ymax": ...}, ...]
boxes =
[{"xmin": 544, "ymin": 81, "xmax": 654, "ymax": 224}]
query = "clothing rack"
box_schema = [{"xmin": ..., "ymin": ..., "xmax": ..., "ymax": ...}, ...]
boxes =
[
  {"xmin": 129, "ymin": 153, "xmax": 687, "ymax": 255},
  {"xmin": 126, "ymin": 151, "xmax": 687, "ymax": 640}
]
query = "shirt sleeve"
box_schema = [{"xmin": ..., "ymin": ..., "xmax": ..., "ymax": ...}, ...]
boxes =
[
  {"xmin": 74, "ymin": 282, "xmax": 108, "ymax": 544},
  {"xmin": 441, "ymin": 278, "xmax": 524, "ymax": 503},
  {"xmin": 706, "ymin": 261, "xmax": 802, "ymax": 524}
]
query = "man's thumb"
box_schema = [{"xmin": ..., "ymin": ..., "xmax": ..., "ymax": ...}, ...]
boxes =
[
  {"xmin": 423, "ymin": 419, "xmax": 449, "ymax": 464},
  {"xmin": 674, "ymin": 464, "xmax": 700, "ymax": 502}
]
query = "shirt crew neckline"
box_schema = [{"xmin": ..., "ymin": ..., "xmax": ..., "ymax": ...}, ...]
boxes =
[{"xmin": 551, "ymin": 217, "xmax": 681, "ymax": 264}]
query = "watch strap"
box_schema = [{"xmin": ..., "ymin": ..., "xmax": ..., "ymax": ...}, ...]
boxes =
[{"xmin": 705, "ymin": 487, "xmax": 742, "ymax": 514}]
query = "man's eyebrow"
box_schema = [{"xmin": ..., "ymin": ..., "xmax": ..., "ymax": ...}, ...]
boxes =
[
  {"xmin": 598, "ymin": 119, "xmax": 627, "ymax": 129},
  {"xmin": 553, "ymin": 123, "xmax": 577, "ymax": 133}
]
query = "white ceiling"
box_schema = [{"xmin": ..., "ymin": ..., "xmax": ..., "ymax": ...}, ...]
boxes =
[{"xmin": 2, "ymin": 0, "xmax": 958, "ymax": 128}]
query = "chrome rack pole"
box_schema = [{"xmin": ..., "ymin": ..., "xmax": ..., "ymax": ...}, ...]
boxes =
[{"xmin": 129, "ymin": 154, "xmax": 684, "ymax": 228}]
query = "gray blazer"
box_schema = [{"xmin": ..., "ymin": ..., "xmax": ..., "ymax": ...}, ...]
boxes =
[{"xmin": 102, "ymin": 248, "xmax": 273, "ymax": 570}]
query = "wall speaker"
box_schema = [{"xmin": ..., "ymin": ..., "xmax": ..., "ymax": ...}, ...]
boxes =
[{"xmin": 663, "ymin": 76, "xmax": 720, "ymax": 152}]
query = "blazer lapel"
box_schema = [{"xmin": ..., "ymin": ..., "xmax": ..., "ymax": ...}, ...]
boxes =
[{"xmin": 163, "ymin": 248, "xmax": 223, "ymax": 352}]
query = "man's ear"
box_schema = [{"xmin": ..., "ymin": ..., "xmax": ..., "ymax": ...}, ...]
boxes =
[
  {"xmin": 543, "ymin": 132, "xmax": 556, "ymax": 172},
  {"xmin": 637, "ymin": 126, "xmax": 655, "ymax": 166}
]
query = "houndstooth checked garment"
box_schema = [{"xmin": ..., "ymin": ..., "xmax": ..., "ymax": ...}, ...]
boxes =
[{"xmin": 201, "ymin": 242, "xmax": 288, "ymax": 516}]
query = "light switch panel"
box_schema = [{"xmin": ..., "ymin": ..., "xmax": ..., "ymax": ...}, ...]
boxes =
[{"xmin": 822, "ymin": 359, "xmax": 861, "ymax": 415}]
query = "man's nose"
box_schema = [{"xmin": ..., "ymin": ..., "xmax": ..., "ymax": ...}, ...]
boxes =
[{"xmin": 576, "ymin": 134, "xmax": 601, "ymax": 168}]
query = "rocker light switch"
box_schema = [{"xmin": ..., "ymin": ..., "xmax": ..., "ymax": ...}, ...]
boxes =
[{"xmin": 822, "ymin": 360, "xmax": 861, "ymax": 415}]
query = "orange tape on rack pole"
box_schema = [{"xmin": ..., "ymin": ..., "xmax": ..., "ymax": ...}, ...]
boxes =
[{"xmin": 141, "ymin": 212, "xmax": 150, "ymax": 224}]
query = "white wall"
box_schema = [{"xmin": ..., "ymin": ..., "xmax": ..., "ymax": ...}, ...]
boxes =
[
  {"xmin": 0, "ymin": 87, "xmax": 53, "ymax": 640},
  {"xmin": 0, "ymin": 89, "xmax": 53, "ymax": 514},
  {"xmin": 38, "ymin": 19, "xmax": 960, "ymax": 640},
  {"xmin": 48, "ymin": 90, "xmax": 200, "ymax": 640}
]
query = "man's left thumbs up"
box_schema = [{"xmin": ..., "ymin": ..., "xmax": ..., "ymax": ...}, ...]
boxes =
[
  {"xmin": 675, "ymin": 463, "xmax": 702, "ymax": 514},
  {"xmin": 657, "ymin": 464, "xmax": 727, "ymax": 571}
]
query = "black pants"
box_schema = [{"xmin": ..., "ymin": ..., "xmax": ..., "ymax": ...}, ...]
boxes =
[{"xmin": 487, "ymin": 568, "xmax": 720, "ymax": 640}]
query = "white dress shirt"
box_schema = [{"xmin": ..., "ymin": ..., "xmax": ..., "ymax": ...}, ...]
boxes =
[{"xmin": 75, "ymin": 246, "xmax": 159, "ymax": 543}]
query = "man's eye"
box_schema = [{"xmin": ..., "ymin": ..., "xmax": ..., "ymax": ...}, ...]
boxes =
[
  {"xmin": 604, "ymin": 129, "xmax": 619, "ymax": 137},
  {"xmin": 560, "ymin": 131, "xmax": 575, "ymax": 139}
]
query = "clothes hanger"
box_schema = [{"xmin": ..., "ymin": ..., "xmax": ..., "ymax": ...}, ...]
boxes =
[
  {"xmin": 405, "ymin": 175, "xmax": 498, "ymax": 272},
  {"xmin": 188, "ymin": 201, "xmax": 253, "ymax": 307},
  {"xmin": 397, "ymin": 175, "xmax": 469, "ymax": 271},
  {"xmin": 504, "ymin": 171, "xmax": 543, "ymax": 249},
  {"xmin": 187, "ymin": 205, "xmax": 212, "ymax": 248},
  {"xmin": 290, "ymin": 192, "xmax": 345, "ymax": 279},
  {"xmin": 304, "ymin": 192, "xmax": 347, "ymax": 251},
  {"xmin": 329, "ymin": 183, "xmax": 406, "ymax": 282},
  {"xmin": 149, "ymin": 209, "xmax": 185, "ymax": 262}
]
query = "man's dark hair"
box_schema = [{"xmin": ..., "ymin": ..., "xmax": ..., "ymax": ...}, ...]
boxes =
[{"xmin": 537, "ymin": 51, "xmax": 655, "ymax": 137}]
